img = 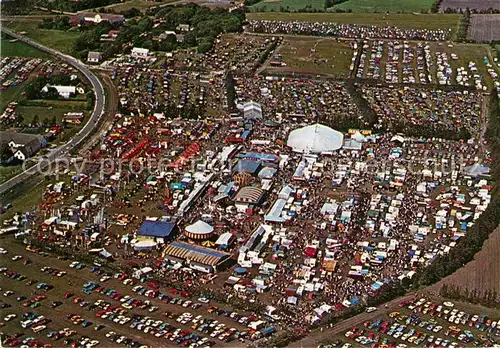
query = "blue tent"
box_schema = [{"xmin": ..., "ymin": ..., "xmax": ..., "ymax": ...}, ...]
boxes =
[{"xmin": 137, "ymin": 220, "xmax": 175, "ymax": 238}]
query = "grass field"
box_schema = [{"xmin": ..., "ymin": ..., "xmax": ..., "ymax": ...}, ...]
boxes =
[
  {"xmin": 96, "ymin": 0, "xmax": 178, "ymax": 12},
  {"xmin": 0, "ymin": 85, "xmax": 25, "ymax": 112},
  {"xmin": 16, "ymin": 105, "xmax": 84, "ymax": 124},
  {"xmin": 249, "ymin": 0, "xmax": 326, "ymax": 12},
  {"xmin": 246, "ymin": 13, "xmax": 461, "ymax": 32},
  {"xmin": 328, "ymin": 0, "xmax": 435, "ymax": 13},
  {"xmin": 3, "ymin": 22, "xmax": 80, "ymax": 55},
  {"xmin": 0, "ymin": 37, "xmax": 50, "ymax": 58},
  {"xmin": 264, "ymin": 37, "xmax": 353, "ymax": 77},
  {"xmin": 0, "ymin": 165, "xmax": 24, "ymax": 185}
]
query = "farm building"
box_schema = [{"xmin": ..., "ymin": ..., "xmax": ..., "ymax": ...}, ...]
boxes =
[
  {"xmin": 41, "ymin": 84, "xmax": 76, "ymax": 99},
  {"xmin": 87, "ymin": 51, "xmax": 102, "ymax": 64},
  {"xmin": 1, "ymin": 131, "xmax": 47, "ymax": 162},
  {"xmin": 71, "ymin": 13, "xmax": 124, "ymax": 26}
]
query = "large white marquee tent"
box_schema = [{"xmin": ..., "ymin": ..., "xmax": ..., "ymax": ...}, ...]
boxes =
[{"xmin": 287, "ymin": 123, "xmax": 344, "ymax": 153}]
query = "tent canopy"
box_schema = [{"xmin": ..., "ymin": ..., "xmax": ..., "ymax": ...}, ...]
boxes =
[
  {"xmin": 287, "ymin": 123, "xmax": 344, "ymax": 153},
  {"xmin": 185, "ymin": 220, "xmax": 214, "ymax": 234}
]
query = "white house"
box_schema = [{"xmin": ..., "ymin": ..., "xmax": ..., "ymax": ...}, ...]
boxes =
[
  {"xmin": 131, "ymin": 47, "xmax": 150, "ymax": 59},
  {"xmin": 87, "ymin": 51, "xmax": 102, "ymax": 64},
  {"xmin": 41, "ymin": 84, "xmax": 76, "ymax": 99},
  {"xmin": 1, "ymin": 132, "xmax": 46, "ymax": 162}
]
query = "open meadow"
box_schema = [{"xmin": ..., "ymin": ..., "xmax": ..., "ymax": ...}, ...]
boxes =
[
  {"xmin": 249, "ymin": 0, "xmax": 326, "ymax": 12},
  {"xmin": 264, "ymin": 37, "xmax": 354, "ymax": 77},
  {"xmin": 1, "ymin": 37, "xmax": 50, "ymax": 59},
  {"xmin": 3, "ymin": 21, "xmax": 80, "ymax": 55},
  {"xmin": 328, "ymin": 0, "xmax": 435, "ymax": 13}
]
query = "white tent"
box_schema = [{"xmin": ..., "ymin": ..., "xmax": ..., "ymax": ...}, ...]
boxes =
[
  {"xmin": 185, "ymin": 220, "xmax": 214, "ymax": 234},
  {"xmin": 287, "ymin": 124, "xmax": 344, "ymax": 153}
]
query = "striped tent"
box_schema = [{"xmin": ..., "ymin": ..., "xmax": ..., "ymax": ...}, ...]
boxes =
[
  {"xmin": 233, "ymin": 186, "xmax": 264, "ymax": 204},
  {"xmin": 163, "ymin": 242, "xmax": 230, "ymax": 267}
]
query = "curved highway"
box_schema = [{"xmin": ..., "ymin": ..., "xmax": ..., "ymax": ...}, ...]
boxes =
[{"xmin": 0, "ymin": 27, "xmax": 106, "ymax": 197}]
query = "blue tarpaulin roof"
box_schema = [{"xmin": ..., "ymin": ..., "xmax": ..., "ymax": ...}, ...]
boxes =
[
  {"xmin": 232, "ymin": 159, "xmax": 261, "ymax": 174},
  {"xmin": 137, "ymin": 220, "xmax": 175, "ymax": 238}
]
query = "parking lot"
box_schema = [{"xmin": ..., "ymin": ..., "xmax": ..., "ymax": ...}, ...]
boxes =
[
  {"xmin": 326, "ymin": 296, "xmax": 500, "ymax": 348},
  {"xmin": 0, "ymin": 238, "xmax": 271, "ymax": 347}
]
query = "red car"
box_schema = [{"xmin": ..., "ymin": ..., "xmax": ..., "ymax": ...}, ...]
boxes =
[{"xmin": 64, "ymin": 292, "xmax": 74, "ymax": 299}]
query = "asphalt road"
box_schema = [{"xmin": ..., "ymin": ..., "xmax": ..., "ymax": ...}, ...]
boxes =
[{"xmin": 0, "ymin": 27, "xmax": 106, "ymax": 199}]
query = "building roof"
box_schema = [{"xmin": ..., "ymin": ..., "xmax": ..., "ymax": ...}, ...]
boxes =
[
  {"xmin": 234, "ymin": 186, "xmax": 264, "ymax": 204},
  {"xmin": 232, "ymin": 159, "xmax": 261, "ymax": 174},
  {"xmin": 137, "ymin": 220, "xmax": 175, "ymax": 238},
  {"xmin": 163, "ymin": 242, "xmax": 230, "ymax": 267},
  {"xmin": 87, "ymin": 51, "xmax": 102, "ymax": 60},
  {"xmin": 215, "ymin": 232, "xmax": 235, "ymax": 246},
  {"xmin": 42, "ymin": 84, "xmax": 76, "ymax": 95},
  {"xmin": 1, "ymin": 131, "xmax": 43, "ymax": 146},
  {"xmin": 287, "ymin": 123, "xmax": 344, "ymax": 153}
]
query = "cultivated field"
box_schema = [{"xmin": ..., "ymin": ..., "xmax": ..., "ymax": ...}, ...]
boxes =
[
  {"xmin": 263, "ymin": 37, "xmax": 353, "ymax": 77},
  {"xmin": 246, "ymin": 13, "xmax": 461, "ymax": 32},
  {"xmin": 468, "ymin": 14, "xmax": 500, "ymax": 42},
  {"xmin": 439, "ymin": 0, "xmax": 500, "ymax": 12},
  {"xmin": 430, "ymin": 226, "xmax": 500, "ymax": 300},
  {"xmin": 249, "ymin": 0, "xmax": 326, "ymax": 12},
  {"xmin": 328, "ymin": 0, "xmax": 435, "ymax": 13}
]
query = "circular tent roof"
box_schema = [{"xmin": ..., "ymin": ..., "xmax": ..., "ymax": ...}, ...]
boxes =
[
  {"xmin": 287, "ymin": 123, "xmax": 344, "ymax": 153},
  {"xmin": 185, "ymin": 220, "xmax": 214, "ymax": 240}
]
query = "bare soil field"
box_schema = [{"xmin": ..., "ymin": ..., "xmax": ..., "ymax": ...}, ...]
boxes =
[
  {"xmin": 429, "ymin": 226, "xmax": 500, "ymax": 301},
  {"xmin": 468, "ymin": 14, "xmax": 500, "ymax": 42},
  {"xmin": 440, "ymin": 0, "xmax": 500, "ymax": 12}
]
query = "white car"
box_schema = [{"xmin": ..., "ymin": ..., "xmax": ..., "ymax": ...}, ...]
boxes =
[
  {"xmin": 69, "ymin": 261, "xmax": 79, "ymax": 268},
  {"xmin": 4, "ymin": 313, "xmax": 17, "ymax": 321},
  {"xmin": 197, "ymin": 297, "xmax": 210, "ymax": 304},
  {"xmin": 12, "ymin": 255, "xmax": 22, "ymax": 261},
  {"xmin": 100, "ymin": 275, "xmax": 111, "ymax": 282},
  {"xmin": 443, "ymin": 301, "xmax": 455, "ymax": 307},
  {"xmin": 0, "ymin": 248, "xmax": 7, "ymax": 254},
  {"xmin": 366, "ymin": 307, "xmax": 377, "ymax": 313}
]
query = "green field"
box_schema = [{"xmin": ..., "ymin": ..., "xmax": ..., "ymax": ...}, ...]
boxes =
[
  {"xmin": 329, "ymin": 0, "xmax": 436, "ymax": 13},
  {"xmin": 95, "ymin": 0, "xmax": 177, "ymax": 12},
  {"xmin": 246, "ymin": 13, "xmax": 460, "ymax": 32},
  {"xmin": 3, "ymin": 21, "xmax": 80, "ymax": 55},
  {"xmin": 0, "ymin": 165, "xmax": 24, "ymax": 185},
  {"xmin": 0, "ymin": 37, "xmax": 50, "ymax": 58},
  {"xmin": 265, "ymin": 37, "xmax": 353, "ymax": 77},
  {"xmin": 16, "ymin": 105, "xmax": 84, "ymax": 124},
  {"xmin": 250, "ymin": 0, "xmax": 326, "ymax": 12}
]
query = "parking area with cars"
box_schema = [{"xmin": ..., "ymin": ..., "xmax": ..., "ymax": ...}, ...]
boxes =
[
  {"xmin": 325, "ymin": 296, "xmax": 500, "ymax": 348},
  {"xmin": 0, "ymin": 238, "xmax": 274, "ymax": 347}
]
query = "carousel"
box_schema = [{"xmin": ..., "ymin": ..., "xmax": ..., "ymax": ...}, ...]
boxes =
[{"xmin": 184, "ymin": 220, "xmax": 215, "ymax": 240}]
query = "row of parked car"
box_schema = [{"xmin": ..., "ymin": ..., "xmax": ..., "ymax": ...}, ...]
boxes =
[{"xmin": 401, "ymin": 298, "xmax": 500, "ymax": 338}]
